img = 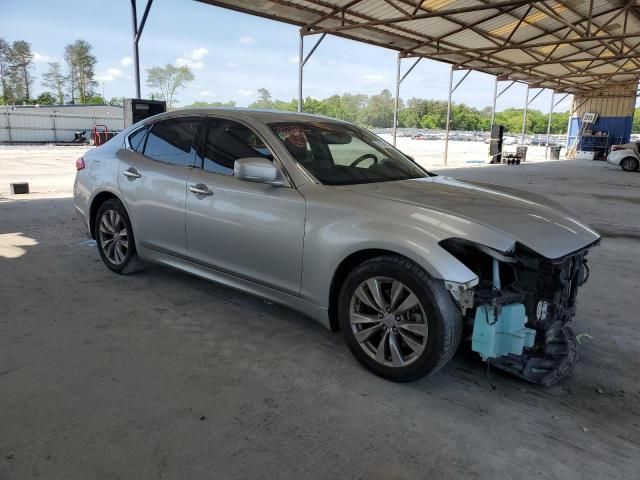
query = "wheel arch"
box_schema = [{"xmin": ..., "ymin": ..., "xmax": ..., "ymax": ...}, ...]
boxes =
[
  {"xmin": 621, "ymin": 156, "xmax": 640, "ymax": 171},
  {"xmin": 89, "ymin": 191, "xmax": 123, "ymax": 239}
]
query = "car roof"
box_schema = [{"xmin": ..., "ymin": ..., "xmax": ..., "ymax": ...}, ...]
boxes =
[{"xmin": 151, "ymin": 108, "xmax": 349, "ymax": 125}]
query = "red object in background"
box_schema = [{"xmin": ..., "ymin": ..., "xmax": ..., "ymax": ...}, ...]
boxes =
[
  {"xmin": 92, "ymin": 124, "xmax": 109, "ymax": 147},
  {"xmin": 76, "ymin": 157, "xmax": 85, "ymax": 170}
]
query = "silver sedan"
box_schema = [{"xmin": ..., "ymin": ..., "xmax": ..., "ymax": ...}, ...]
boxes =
[{"xmin": 74, "ymin": 109, "xmax": 599, "ymax": 384}]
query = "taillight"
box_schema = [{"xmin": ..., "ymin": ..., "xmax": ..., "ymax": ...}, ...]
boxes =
[
  {"xmin": 611, "ymin": 145, "xmax": 622, "ymax": 151},
  {"xmin": 76, "ymin": 157, "xmax": 85, "ymax": 170}
]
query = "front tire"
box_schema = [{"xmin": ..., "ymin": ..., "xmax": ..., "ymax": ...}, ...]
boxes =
[
  {"xmin": 620, "ymin": 157, "xmax": 639, "ymax": 172},
  {"xmin": 338, "ymin": 255, "xmax": 462, "ymax": 382},
  {"xmin": 95, "ymin": 198, "xmax": 144, "ymax": 274}
]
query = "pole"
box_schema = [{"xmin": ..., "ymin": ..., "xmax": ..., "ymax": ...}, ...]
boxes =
[
  {"xmin": 521, "ymin": 85, "xmax": 529, "ymax": 147},
  {"xmin": 52, "ymin": 111, "xmax": 57, "ymax": 143},
  {"xmin": 6, "ymin": 105, "xmax": 11, "ymax": 143},
  {"xmin": 490, "ymin": 76, "xmax": 498, "ymax": 133},
  {"xmin": 131, "ymin": 0, "xmax": 141, "ymax": 99},
  {"xmin": 545, "ymin": 91, "xmax": 554, "ymax": 158},
  {"xmin": 297, "ymin": 33, "xmax": 304, "ymax": 113},
  {"xmin": 393, "ymin": 54, "xmax": 401, "ymax": 146},
  {"xmin": 444, "ymin": 66, "xmax": 453, "ymax": 166}
]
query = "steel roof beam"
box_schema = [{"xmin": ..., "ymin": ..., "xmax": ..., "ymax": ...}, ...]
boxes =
[
  {"xmin": 302, "ymin": 0, "xmax": 533, "ymax": 35},
  {"xmin": 406, "ymin": 32, "xmax": 640, "ymax": 58}
]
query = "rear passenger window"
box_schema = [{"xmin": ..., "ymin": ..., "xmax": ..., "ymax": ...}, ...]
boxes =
[
  {"xmin": 201, "ymin": 119, "xmax": 273, "ymax": 175},
  {"xmin": 128, "ymin": 126, "xmax": 149, "ymax": 152},
  {"xmin": 144, "ymin": 117, "xmax": 199, "ymax": 167}
]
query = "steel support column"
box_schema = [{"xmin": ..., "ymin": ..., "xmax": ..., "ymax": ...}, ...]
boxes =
[
  {"xmin": 444, "ymin": 67, "xmax": 454, "ymax": 166},
  {"xmin": 298, "ymin": 32, "xmax": 326, "ymax": 113},
  {"xmin": 491, "ymin": 79, "xmax": 517, "ymax": 136},
  {"xmin": 546, "ymin": 92, "xmax": 569, "ymax": 157},
  {"xmin": 393, "ymin": 55, "xmax": 401, "ymax": 145},
  {"xmin": 392, "ymin": 55, "xmax": 421, "ymax": 145},
  {"xmin": 444, "ymin": 67, "xmax": 470, "ymax": 166},
  {"xmin": 297, "ymin": 34, "xmax": 304, "ymax": 112},
  {"xmin": 521, "ymin": 86, "xmax": 544, "ymax": 147},
  {"xmin": 545, "ymin": 91, "xmax": 555, "ymax": 158},
  {"xmin": 521, "ymin": 85, "xmax": 530, "ymax": 147},
  {"xmin": 131, "ymin": 0, "xmax": 154, "ymax": 100},
  {"xmin": 490, "ymin": 76, "xmax": 498, "ymax": 132}
]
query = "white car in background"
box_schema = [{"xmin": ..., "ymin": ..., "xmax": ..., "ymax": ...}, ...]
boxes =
[{"xmin": 607, "ymin": 142, "xmax": 640, "ymax": 172}]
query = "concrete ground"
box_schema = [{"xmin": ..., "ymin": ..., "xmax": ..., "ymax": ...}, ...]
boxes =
[{"xmin": 1, "ymin": 147, "xmax": 639, "ymax": 479}]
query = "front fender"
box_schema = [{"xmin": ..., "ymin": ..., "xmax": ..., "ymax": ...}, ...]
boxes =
[{"xmin": 299, "ymin": 187, "xmax": 481, "ymax": 309}]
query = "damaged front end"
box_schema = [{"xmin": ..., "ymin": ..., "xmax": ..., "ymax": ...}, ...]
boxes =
[{"xmin": 441, "ymin": 238, "xmax": 597, "ymax": 386}]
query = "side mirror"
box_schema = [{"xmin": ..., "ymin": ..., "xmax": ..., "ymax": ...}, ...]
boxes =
[{"xmin": 234, "ymin": 157, "xmax": 287, "ymax": 187}]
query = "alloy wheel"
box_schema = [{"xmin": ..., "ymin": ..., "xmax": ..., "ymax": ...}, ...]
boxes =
[
  {"xmin": 349, "ymin": 276, "xmax": 428, "ymax": 367},
  {"xmin": 99, "ymin": 209, "xmax": 129, "ymax": 265},
  {"xmin": 621, "ymin": 158, "xmax": 638, "ymax": 171}
]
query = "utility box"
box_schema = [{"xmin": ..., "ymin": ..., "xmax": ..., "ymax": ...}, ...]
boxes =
[
  {"xmin": 489, "ymin": 124, "xmax": 504, "ymax": 164},
  {"xmin": 123, "ymin": 99, "xmax": 166, "ymax": 128}
]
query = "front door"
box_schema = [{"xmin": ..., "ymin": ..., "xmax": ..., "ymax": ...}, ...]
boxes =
[
  {"xmin": 118, "ymin": 116, "xmax": 200, "ymax": 257},
  {"xmin": 185, "ymin": 117, "xmax": 305, "ymax": 295}
]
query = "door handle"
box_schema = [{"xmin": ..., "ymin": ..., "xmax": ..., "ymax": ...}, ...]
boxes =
[
  {"xmin": 189, "ymin": 183, "xmax": 213, "ymax": 196},
  {"xmin": 122, "ymin": 168, "xmax": 141, "ymax": 179}
]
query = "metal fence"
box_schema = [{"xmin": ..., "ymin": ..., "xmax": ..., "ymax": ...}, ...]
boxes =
[{"xmin": 0, "ymin": 107, "xmax": 125, "ymax": 143}]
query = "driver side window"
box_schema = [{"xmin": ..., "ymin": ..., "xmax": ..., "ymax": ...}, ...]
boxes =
[
  {"xmin": 328, "ymin": 136, "xmax": 378, "ymax": 167},
  {"xmin": 199, "ymin": 118, "xmax": 273, "ymax": 175}
]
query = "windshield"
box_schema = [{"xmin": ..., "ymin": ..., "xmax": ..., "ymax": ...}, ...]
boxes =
[{"xmin": 268, "ymin": 121, "xmax": 428, "ymax": 186}]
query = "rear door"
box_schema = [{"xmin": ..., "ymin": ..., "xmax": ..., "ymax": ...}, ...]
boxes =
[
  {"xmin": 185, "ymin": 116, "xmax": 305, "ymax": 295},
  {"xmin": 118, "ymin": 116, "xmax": 200, "ymax": 258}
]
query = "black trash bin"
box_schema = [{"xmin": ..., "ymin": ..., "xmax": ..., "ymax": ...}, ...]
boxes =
[
  {"xmin": 516, "ymin": 146, "xmax": 528, "ymax": 162},
  {"xmin": 549, "ymin": 146, "xmax": 562, "ymax": 160}
]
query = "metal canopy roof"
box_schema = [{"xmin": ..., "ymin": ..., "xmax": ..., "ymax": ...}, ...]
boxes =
[{"xmin": 197, "ymin": 0, "xmax": 640, "ymax": 94}]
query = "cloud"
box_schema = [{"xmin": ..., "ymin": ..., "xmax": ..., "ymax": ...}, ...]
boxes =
[
  {"xmin": 289, "ymin": 55, "xmax": 299, "ymax": 63},
  {"xmin": 237, "ymin": 89, "xmax": 254, "ymax": 97},
  {"xmin": 199, "ymin": 90, "xmax": 216, "ymax": 97},
  {"xmin": 362, "ymin": 74, "xmax": 386, "ymax": 82},
  {"xmin": 239, "ymin": 35, "xmax": 256, "ymax": 45},
  {"xmin": 96, "ymin": 67, "xmax": 123, "ymax": 82},
  {"xmin": 120, "ymin": 56, "xmax": 133, "ymax": 67},
  {"xmin": 189, "ymin": 48, "xmax": 208, "ymax": 60},
  {"xmin": 225, "ymin": 61, "xmax": 238, "ymax": 68},
  {"xmin": 175, "ymin": 58, "xmax": 204, "ymax": 70},
  {"xmin": 175, "ymin": 47, "xmax": 209, "ymax": 70},
  {"xmin": 33, "ymin": 52, "xmax": 55, "ymax": 63}
]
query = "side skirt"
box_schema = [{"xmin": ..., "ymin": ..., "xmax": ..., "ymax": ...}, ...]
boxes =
[{"xmin": 138, "ymin": 245, "xmax": 331, "ymax": 330}]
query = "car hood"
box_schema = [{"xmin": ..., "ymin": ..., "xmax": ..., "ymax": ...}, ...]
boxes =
[{"xmin": 341, "ymin": 176, "xmax": 600, "ymax": 259}]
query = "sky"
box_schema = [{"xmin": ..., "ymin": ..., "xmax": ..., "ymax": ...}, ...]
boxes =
[{"xmin": 2, "ymin": 0, "xmax": 573, "ymax": 113}]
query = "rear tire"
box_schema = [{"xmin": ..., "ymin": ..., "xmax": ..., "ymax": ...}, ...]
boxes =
[
  {"xmin": 338, "ymin": 255, "xmax": 462, "ymax": 382},
  {"xmin": 95, "ymin": 198, "xmax": 144, "ymax": 274},
  {"xmin": 620, "ymin": 157, "xmax": 639, "ymax": 172}
]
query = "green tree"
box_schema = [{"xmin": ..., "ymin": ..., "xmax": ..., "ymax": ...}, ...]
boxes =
[
  {"xmin": 64, "ymin": 39, "xmax": 98, "ymax": 104},
  {"xmin": 85, "ymin": 94, "xmax": 106, "ymax": 104},
  {"xmin": 249, "ymin": 88, "xmax": 273, "ymax": 109},
  {"xmin": 6, "ymin": 40, "xmax": 34, "ymax": 102},
  {"xmin": 35, "ymin": 91, "xmax": 56, "ymax": 105},
  {"xmin": 398, "ymin": 108, "xmax": 419, "ymax": 128},
  {"xmin": 145, "ymin": 64, "xmax": 194, "ymax": 110},
  {"xmin": 41, "ymin": 62, "xmax": 66, "ymax": 104},
  {"xmin": 360, "ymin": 89, "xmax": 396, "ymax": 127},
  {"xmin": 0, "ymin": 38, "xmax": 11, "ymax": 104}
]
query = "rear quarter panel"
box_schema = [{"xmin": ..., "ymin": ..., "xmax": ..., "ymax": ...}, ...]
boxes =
[{"xmin": 74, "ymin": 138, "xmax": 126, "ymax": 233}]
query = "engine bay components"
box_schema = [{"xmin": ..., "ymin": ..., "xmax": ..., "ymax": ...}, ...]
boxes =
[
  {"xmin": 471, "ymin": 303, "xmax": 536, "ymax": 361},
  {"xmin": 441, "ymin": 238, "xmax": 596, "ymax": 386}
]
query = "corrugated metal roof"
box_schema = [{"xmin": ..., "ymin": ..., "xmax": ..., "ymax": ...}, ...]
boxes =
[{"xmin": 196, "ymin": 0, "xmax": 640, "ymax": 93}]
